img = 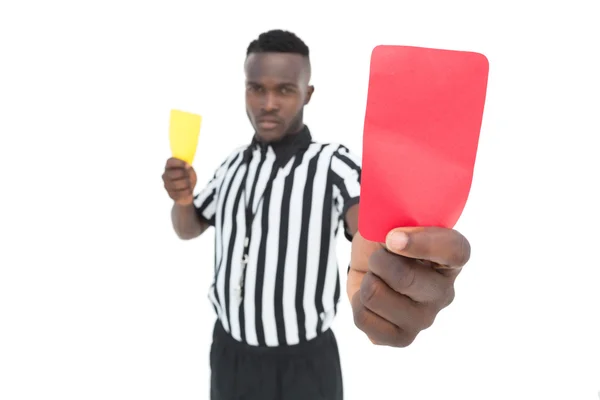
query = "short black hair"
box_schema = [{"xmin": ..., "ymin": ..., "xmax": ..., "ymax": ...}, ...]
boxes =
[{"xmin": 246, "ymin": 29, "xmax": 309, "ymax": 57}]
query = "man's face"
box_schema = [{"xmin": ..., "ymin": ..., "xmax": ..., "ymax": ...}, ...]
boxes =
[{"xmin": 244, "ymin": 52, "xmax": 314, "ymax": 142}]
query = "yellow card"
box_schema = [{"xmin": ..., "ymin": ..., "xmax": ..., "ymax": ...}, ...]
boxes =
[{"xmin": 168, "ymin": 109, "xmax": 202, "ymax": 164}]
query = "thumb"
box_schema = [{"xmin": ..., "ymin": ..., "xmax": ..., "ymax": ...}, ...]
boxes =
[{"xmin": 187, "ymin": 164, "xmax": 197, "ymax": 185}]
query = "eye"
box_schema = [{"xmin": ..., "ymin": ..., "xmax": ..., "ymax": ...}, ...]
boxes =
[{"xmin": 247, "ymin": 84, "xmax": 263, "ymax": 93}]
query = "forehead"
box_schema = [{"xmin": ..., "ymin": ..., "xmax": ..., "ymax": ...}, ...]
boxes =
[{"xmin": 245, "ymin": 53, "xmax": 307, "ymax": 84}]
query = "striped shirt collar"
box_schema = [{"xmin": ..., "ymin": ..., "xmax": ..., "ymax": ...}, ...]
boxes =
[{"xmin": 246, "ymin": 125, "xmax": 312, "ymax": 165}]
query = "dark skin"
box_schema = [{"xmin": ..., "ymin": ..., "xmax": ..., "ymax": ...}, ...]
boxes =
[
  {"xmin": 244, "ymin": 52, "xmax": 314, "ymax": 142},
  {"xmin": 345, "ymin": 204, "xmax": 470, "ymax": 347},
  {"xmin": 162, "ymin": 52, "xmax": 314, "ymax": 239},
  {"xmin": 163, "ymin": 52, "xmax": 472, "ymax": 347},
  {"xmin": 162, "ymin": 158, "xmax": 209, "ymax": 240}
]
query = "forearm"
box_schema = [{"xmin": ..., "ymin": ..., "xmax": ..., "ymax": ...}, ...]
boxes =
[
  {"xmin": 345, "ymin": 203, "xmax": 360, "ymax": 276},
  {"xmin": 171, "ymin": 203, "xmax": 209, "ymax": 240},
  {"xmin": 345, "ymin": 203, "xmax": 359, "ymax": 237}
]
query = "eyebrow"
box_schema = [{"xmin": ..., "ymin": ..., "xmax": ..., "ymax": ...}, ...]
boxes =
[{"xmin": 246, "ymin": 81, "xmax": 299, "ymax": 88}]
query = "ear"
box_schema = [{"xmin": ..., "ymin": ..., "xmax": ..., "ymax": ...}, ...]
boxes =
[{"xmin": 304, "ymin": 85, "xmax": 315, "ymax": 105}]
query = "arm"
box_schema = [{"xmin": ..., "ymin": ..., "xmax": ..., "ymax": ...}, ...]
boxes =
[
  {"xmin": 171, "ymin": 203, "xmax": 210, "ymax": 240},
  {"xmin": 330, "ymin": 145, "xmax": 362, "ymax": 241},
  {"xmin": 345, "ymin": 203, "xmax": 359, "ymax": 238},
  {"xmin": 170, "ymin": 157, "xmax": 229, "ymax": 240}
]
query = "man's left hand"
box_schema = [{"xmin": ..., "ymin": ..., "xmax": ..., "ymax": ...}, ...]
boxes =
[{"xmin": 347, "ymin": 227, "xmax": 471, "ymax": 347}]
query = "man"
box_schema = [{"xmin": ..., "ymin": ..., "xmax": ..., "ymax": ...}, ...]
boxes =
[{"xmin": 162, "ymin": 30, "xmax": 470, "ymax": 400}]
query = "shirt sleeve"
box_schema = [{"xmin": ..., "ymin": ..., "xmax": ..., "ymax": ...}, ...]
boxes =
[
  {"xmin": 329, "ymin": 145, "xmax": 362, "ymax": 241},
  {"xmin": 192, "ymin": 158, "xmax": 229, "ymax": 226}
]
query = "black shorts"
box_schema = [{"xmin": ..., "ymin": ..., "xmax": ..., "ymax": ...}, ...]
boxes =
[{"xmin": 210, "ymin": 320, "xmax": 343, "ymax": 400}]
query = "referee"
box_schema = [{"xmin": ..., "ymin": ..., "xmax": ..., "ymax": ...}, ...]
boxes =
[{"xmin": 163, "ymin": 30, "xmax": 472, "ymax": 400}]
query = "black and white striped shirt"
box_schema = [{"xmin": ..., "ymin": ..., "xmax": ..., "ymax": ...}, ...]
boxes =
[{"xmin": 193, "ymin": 126, "xmax": 361, "ymax": 347}]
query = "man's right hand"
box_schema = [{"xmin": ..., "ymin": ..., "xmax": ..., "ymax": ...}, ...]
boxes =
[{"xmin": 162, "ymin": 157, "xmax": 197, "ymax": 206}]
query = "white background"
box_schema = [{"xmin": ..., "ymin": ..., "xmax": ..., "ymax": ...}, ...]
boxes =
[{"xmin": 1, "ymin": 1, "xmax": 599, "ymax": 399}]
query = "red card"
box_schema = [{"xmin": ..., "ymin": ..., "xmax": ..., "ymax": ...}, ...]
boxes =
[{"xmin": 358, "ymin": 45, "xmax": 489, "ymax": 243}]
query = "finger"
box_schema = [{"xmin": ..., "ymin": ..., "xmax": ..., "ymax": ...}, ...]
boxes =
[
  {"xmin": 187, "ymin": 165, "xmax": 197, "ymax": 181},
  {"xmin": 351, "ymin": 291, "xmax": 418, "ymax": 348},
  {"xmin": 360, "ymin": 272, "xmax": 436, "ymax": 331},
  {"xmin": 166, "ymin": 187, "xmax": 194, "ymax": 203},
  {"xmin": 164, "ymin": 176, "xmax": 191, "ymax": 192},
  {"xmin": 369, "ymin": 249, "xmax": 453, "ymax": 304},
  {"xmin": 163, "ymin": 168, "xmax": 188, "ymax": 181},
  {"xmin": 346, "ymin": 269, "xmax": 365, "ymax": 302},
  {"xmin": 385, "ymin": 227, "xmax": 471, "ymax": 268},
  {"xmin": 350, "ymin": 231, "xmax": 383, "ymax": 274},
  {"xmin": 166, "ymin": 187, "xmax": 193, "ymax": 197},
  {"xmin": 165, "ymin": 157, "xmax": 189, "ymax": 169}
]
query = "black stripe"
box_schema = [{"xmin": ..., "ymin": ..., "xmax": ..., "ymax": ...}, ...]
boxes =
[
  {"xmin": 330, "ymin": 172, "xmax": 352, "ymax": 205},
  {"xmin": 254, "ymin": 165, "xmax": 280, "ymax": 346},
  {"xmin": 223, "ymin": 175, "xmax": 246, "ymax": 333},
  {"xmin": 239, "ymin": 150, "xmax": 266, "ymax": 343},
  {"xmin": 216, "ymin": 153, "xmax": 243, "ymax": 210},
  {"xmin": 315, "ymin": 162, "xmax": 333, "ymax": 334},
  {"xmin": 295, "ymin": 145, "xmax": 325, "ymax": 342},
  {"xmin": 336, "ymin": 146, "xmax": 362, "ymax": 180},
  {"xmin": 195, "ymin": 154, "xmax": 239, "ymax": 226},
  {"xmin": 219, "ymin": 160, "xmax": 246, "ymax": 330},
  {"xmin": 215, "ymin": 153, "xmax": 243, "ymax": 266},
  {"xmin": 212, "ymin": 153, "xmax": 243, "ymax": 312},
  {"xmin": 331, "ymin": 158, "xmax": 361, "ymax": 240},
  {"xmin": 342, "ymin": 196, "xmax": 360, "ymax": 242},
  {"xmin": 333, "ymin": 269, "xmax": 341, "ymax": 315},
  {"xmin": 195, "ymin": 191, "xmax": 216, "ymax": 225},
  {"xmin": 247, "ymin": 153, "xmax": 267, "ymax": 211},
  {"xmin": 273, "ymin": 153, "xmax": 305, "ymax": 345},
  {"xmin": 205, "ymin": 140, "xmax": 361, "ymax": 346}
]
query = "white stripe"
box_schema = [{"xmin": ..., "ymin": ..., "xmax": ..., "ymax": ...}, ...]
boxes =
[
  {"xmin": 201, "ymin": 197, "xmax": 217, "ymax": 221},
  {"xmin": 321, "ymin": 200, "xmax": 341, "ymax": 331},
  {"xmin": 208, "ymin": 287, "xmax": 220, "ymax": 314},
  {"xmin": 331, "ymin": 155, "xmax": 358, "ymax": 180},
  {"xmin": 227, "ymin": 175, "xmax": 248, "ymax": 341},
  {"xmin": 245, "ymin": 147, "xmax": 262, "ymax": 195},
  {"xmin": 242, "ymin": 151, "xmax": 276, "ymax": 346},
  {"xmin": 214, "ymin": 156, "xmax": 244, "ymax": 332},
  {"xmin": 303, "ymin": 144, "xmax": 338, "ymax": 341},
  {"xmin": 253, "ymin": 152, "xmax": 274, "ymax": 211},
  {"xmin": 241, "ymin": 206, "xmax": 263, "ymax": 346},
  {"xmin": 202, "ymin": 158, "xmax": 237, "ymax": 220},
  {"xmin": 331, "ymin": 155, "xmax": 361, "ymax": 198},
  {"xmin": 262, "ymin": 171, "xmax": 283, "ymax": 346},
  {"xmin": 332, "ymin": 183, "xmax": 343, "ymax": 214},
  {"xmin": 261, "ymin": 149, "xmax": 295, "ymax": 346},
  {"xmin": 214, "ymin": 153, "xmax": 243, "ymax": 276},
  {"xmin": 193, "ymin": 188, "xmax": 213, "ymax": 209},
  {"xmin": 228, "ymin": 148, "xmax": 261, "ymax": 341},
  {"xmin": 205, "ymin": 141, "xmax": 362, "ymax": 346},
  {"xmin": 282, "ymin": 145, "xmax": 321, "ymax": 345},
  {"xmin": 338, "ymin": 145, "xmax": 363, "ymax": 166},
  {"xmin": 343, "ymin": 175, "xmax": 361, "ymax": 199},
  {"xmin": 194, "ymin": 152, "xmax": 237, "ymax": 215}
]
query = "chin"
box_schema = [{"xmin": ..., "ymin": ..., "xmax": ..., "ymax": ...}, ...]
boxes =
[{"xmin": 256, "ymin": 128, "xmax": 286, "ymax": 143}]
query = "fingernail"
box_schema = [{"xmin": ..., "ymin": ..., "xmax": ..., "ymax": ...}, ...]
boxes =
[{"xmin": 386, "ymin": 231, "xmax": 408, "ymax": 251}]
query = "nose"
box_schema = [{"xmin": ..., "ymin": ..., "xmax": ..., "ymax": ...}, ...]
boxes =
[{"xmin": 261, "ymin": 93, "xmax": 279, "ymax": 112}]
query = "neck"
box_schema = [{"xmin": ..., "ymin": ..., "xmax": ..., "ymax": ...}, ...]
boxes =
[
  {"xmin": 249, "ymin": 124, "xmax": 312, "ymax": 163},
  {"xmin": 255, "ymin": 122, "xmax": 305, "ymax": 145}
]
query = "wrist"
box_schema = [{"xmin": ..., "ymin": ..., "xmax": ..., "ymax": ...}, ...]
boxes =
[{"xmin": 174, "ymin": 198, "xmax": 194, "ymax": 207}]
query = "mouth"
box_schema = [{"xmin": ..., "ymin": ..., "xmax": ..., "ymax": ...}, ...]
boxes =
[{"xmin": 257, "ymin": 118, "xmax": 281, "ymax": 130}]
